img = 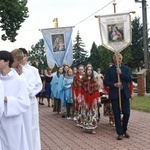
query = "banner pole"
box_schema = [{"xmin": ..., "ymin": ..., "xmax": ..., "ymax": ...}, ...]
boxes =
[
  {"xmin": 113, "ymin": 0, "xmax": 117, "ymax": 13},
  {"xmin": 116, "ymin": 52, "xmax": 122, "ymax": 112}
]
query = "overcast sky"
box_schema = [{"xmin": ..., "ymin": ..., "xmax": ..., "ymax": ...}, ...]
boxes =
[{"xmin": 0, "ymin": 0, "xmax": 150, "ymax": 53}]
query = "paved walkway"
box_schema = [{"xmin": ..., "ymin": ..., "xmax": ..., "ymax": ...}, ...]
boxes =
[{"xmin": 39, "ymin": 102, "xmax": 150, "ymax": 150}]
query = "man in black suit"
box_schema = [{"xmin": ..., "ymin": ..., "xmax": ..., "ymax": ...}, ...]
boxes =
[{"xmin": 104, "ymin": 53, "xmax": 132, "ymax": 140}]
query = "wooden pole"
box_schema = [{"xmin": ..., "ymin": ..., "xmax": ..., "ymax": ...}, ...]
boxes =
[
  {"xmin": 112, "ymin": 1, "xmax": 122, "ymax": 112},
  {"xmin": 115, "ymin": 52, "xmax": 122, "ymax": 112},
  {"xmin": 113, "ymin": 0, "xmax": 116, "ymax": 13}
]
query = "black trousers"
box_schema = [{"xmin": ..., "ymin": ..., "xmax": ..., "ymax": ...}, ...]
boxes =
[
  {"xmin": 53, "ymin": 98, "xmax": 61, "ymax": 113},
  {"xmin": 111, "ymin": 91, "xmax": 130, "ymax": 135},
  {"xmin": 66, "ymin": 102, "xmax": 72, "ymax": 117}
]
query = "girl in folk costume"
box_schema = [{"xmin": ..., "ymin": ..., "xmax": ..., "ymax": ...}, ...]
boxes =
[
  {"xmin": 77, "ymin": 66, "xmax": 101, "ymax": 134},
  {"xmin": 71, "ymin": 66, "xmax": 77, "ymax": 118},
  {"xmin": 51, "ymin": 66, "xmax": 64, "ymax": 114},
  {"xmin": 103, "ymin": 85, "xmax": 115, "ymax": 126},
  {"xmin": 62, "ymin": 68, "xmax": 74, "ymax": 119},
  {"xmin": 72, "ymin": 65, "xmax": 84, "ymax": 121},
  {"xmin": 61, "ymin": 64, "xmax": 70, "ymax": 117}
]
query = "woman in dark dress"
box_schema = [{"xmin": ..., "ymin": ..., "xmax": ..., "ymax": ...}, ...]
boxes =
[
  {"xmin": 37, "ymin": 69, "xmax": 45, "ymax": 105},
  {"xmin": 44, "ymin": 68, "xmax": 53, "ymax": 107}
]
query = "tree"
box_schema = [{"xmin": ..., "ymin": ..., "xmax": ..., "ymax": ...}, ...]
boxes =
[
  {"xmin": 121, "ymin": 46, "xmax": 133, "ymax": 69},
  {"xmin": 28, "ymin": 39, "xmax": 48, "ymax": 70},
  {"xmin": 130, "ymin": 17, "xmax": 144, "ymax": 71},
  {"xmin": 88, "ymin": 42, "xmax": 101, "ymax": 71},
  {"xmin": 0, "ymin": 0, "xmax": 28, "ymax": 42},
  {"xmin": 98, "ymin": 46, "xmax": 113, "ymax": 74},
  {"xmin": 72, "ymin": 31, "xmax": 88, "ymax": 67}
]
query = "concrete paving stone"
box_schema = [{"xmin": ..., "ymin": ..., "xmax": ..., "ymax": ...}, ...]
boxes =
[{"xmin": 39, "ymin": 100, "xmax": 150, "ymax": 150}]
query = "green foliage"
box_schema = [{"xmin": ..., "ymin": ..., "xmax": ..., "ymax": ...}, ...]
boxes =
[
  {"xmin": 0, "ymin": 0, "xmax": 28, "ymax": 42},
  {"xmin": 72, "ymin": 31, "xmax": 88, "ymax": 67},
  {"xmin": 28, "ymin": 39, "xmax": 48, "ymax": 70},
  {"xmin": 121, "ymin": 46, "xmax": 133, "ymax": 70},
  {"xmin": 88, "ymin": 42, "xmax": 100, "ymax": 71},
  {"xmin": 88, "ymin": 43, "xmax": 113, "ymax": 74},
  {"xmin": 98, "ymin": 46, "xmax": 113, "ymax": 74},
  {"xmin": 130, "ymin": 17, "xmax": 144, "ymax": 71}
]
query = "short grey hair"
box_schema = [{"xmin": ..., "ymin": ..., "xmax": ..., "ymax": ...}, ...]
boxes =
[{"xmin": 113, "ymin": 53, "xmax": 123, "ymax": 59}]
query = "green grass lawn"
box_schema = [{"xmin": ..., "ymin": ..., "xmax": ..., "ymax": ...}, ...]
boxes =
[{"xmin": 130, "ymin": 96, "xmax": 150, "ymax": 112}]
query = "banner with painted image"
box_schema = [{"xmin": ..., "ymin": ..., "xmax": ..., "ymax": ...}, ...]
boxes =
[
  {"xmin": 40, "ymin": 26, "xmax": 74, "ymax": 68},
  {"xmin": 98, "ymin": 13, "xmax": 132, "ymax": 52}
]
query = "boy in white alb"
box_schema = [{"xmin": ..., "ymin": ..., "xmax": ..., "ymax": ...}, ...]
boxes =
[
  {"xmin": 11, "ymin": 49, "xmax": 36, "ymax": 150},
  {"xmin": 0, "ymin": 51, "xmax": 30, "ymax": 150},
  {"xmin": 20, "ymin": 48, "xmax": 42, "ymax": 150},
  {"xmin": 0, "ymin": 80, "xmax": 4, "ymax": 150}
]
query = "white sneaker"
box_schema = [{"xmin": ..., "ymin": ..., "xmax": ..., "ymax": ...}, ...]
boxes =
[
  {"xmin": 67, "ymin": 117, "xmax": 71, "ymax": 120},
  {"xmin": 73, "ymin": 117, "xmax": 77, "ymax": 121}
]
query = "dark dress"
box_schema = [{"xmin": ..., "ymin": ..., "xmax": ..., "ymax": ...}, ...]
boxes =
[
  {"xmin": 43, "ymin": 75, "xmax": 53, "ymax": 98},
  {"xmin": 37, "ymin": 75, "xmax": 45, "ymax": 97}
]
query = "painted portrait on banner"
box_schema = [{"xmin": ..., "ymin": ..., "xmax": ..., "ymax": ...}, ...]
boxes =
[
  {"xmin": 108, "ymin": 24, "xmax": 124, "ymax": 43},
  {"xmin": 51, "ymin": 34, "xmax": 65, "ymax": 52}
]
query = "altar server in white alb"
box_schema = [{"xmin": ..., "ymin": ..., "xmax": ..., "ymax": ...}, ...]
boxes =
[
  {"xmin": 0, "ymin": 80, "xmax": 4, "ymax": 150},
  {"xmin": 0, "ymin": 80, "xmax": 4, "ymax": 118},
  {"xmin": 0, "ymin": 50, "xmax": 30, "ymax": 150},
  {"xmin": 11, "ymin": 48, "xmax": 36, "ymax": 150},
  {"xmin": 20, "ymin": 47, "xmax": 42, "ymax": 150}
]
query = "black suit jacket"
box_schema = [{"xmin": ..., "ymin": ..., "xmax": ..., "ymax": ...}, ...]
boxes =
[{"xmin": 104, "ymin": 64, "xmax": 132, "ymax": 100}]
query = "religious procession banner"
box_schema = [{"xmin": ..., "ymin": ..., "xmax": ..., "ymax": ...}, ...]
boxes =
[
  {"xmin": 98, "ymin": 13, "xmax": 132, "ymax": 52},
  {"xmin": 40, "ymin": 26, "xmax": 74, "ymax": 68}
]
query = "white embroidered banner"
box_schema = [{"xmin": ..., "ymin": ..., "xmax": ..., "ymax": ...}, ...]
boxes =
[{"xmin": 98, "ymin": 13, "xmax": 132, "ymax": 52}]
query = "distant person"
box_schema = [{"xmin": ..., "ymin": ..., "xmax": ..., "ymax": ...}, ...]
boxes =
[
  {"xmin": 62, "ymin": 68, "xmax": 74, "ymax": 119},
  {"xmin": 38, "ymin": 69, "xmax": 45, "ymax": 105},
  {"xmin": 72, "ymin": 65, "xmax": 84, "ymax": 121},
  {"xmin": 104, "ymin": 53, "xmax": 132, "ymax": 140},
  {"xmin": 51, "ymin": 66, "xmax": 64, "ymax": 114},
  {"xmin": 72, "ymin": 67, "xmax": 77, "ymax": 76},
  {"xmin": 44, "ymin": 67, "xmax": 53, "ymax": 107},
  {"xmin": 95, "ymin": 68, "xmax": 104, "ymax": 92}
]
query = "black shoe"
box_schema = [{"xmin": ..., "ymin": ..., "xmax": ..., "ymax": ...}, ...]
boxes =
[
  {"xmin": 124, "ymin": 132, "xmax": 130, "ymax": 138},
  {"xmin": 62, "ymin": 114, "xmax": 66, "ymax": 118},
  {"xmin": 117, "ymin": 135, "xmax": 123, "ymax": 140}
]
